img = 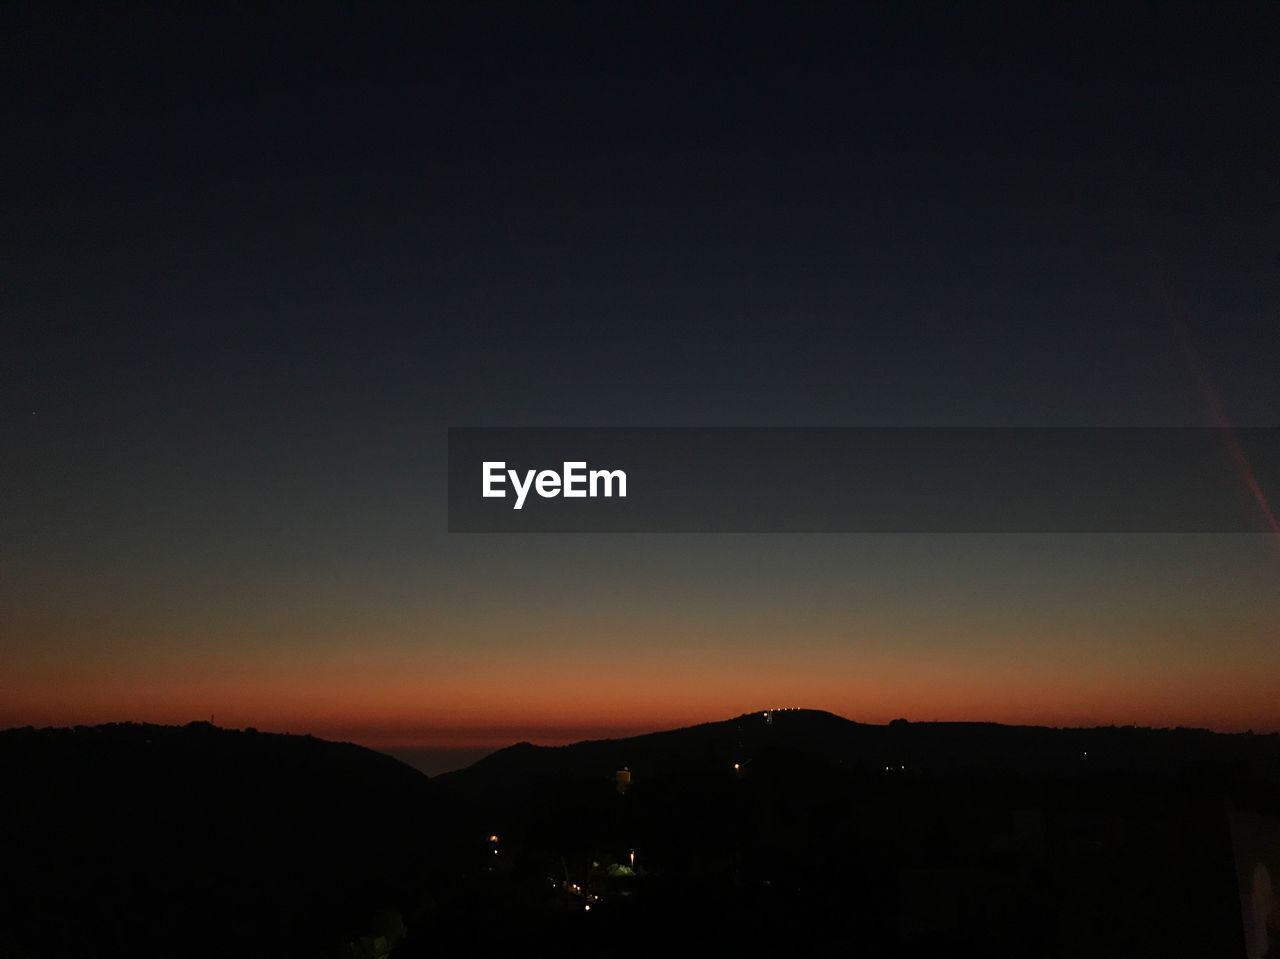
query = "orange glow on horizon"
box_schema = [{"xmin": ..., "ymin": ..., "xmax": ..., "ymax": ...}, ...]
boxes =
[
  {"xmin": 5, "ymin": 658, "xmax": 1279, "ymax": 750},
  {"xmin": 7, "ymin": 570, "xmax": 1280, "ymax": 748}
]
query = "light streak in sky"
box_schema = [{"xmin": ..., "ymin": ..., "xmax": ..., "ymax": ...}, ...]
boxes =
[{"xmin": 1156, "ymin": 268, "xmax": 1280, "ymax": 540}]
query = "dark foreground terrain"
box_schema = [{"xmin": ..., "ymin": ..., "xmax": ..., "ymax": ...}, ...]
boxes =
[{"xmin": 3, "ymin": 711, "xmax": 1279, "ymax": 958}]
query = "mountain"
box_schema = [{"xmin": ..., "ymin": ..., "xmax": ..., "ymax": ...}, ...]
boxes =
[
  {"xmin": 439, "ymin": 707, "xmax": 1280, "ymax": 808},
  {"xmin": 0, "ymin": 722, "xmax": 461, "ymax": 958},
  {"xmin": 4, "ymin": 713, "xmax": 1278, "ymax": 958},
  {"xmin": 422, "ymin": 710, "xmax": 1280, "ymax": 958}
]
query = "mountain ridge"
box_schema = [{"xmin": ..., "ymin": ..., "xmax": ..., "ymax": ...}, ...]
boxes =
[{"xmin": 437, "ymin": 707, "xmax": 1280, "ymax": 817}]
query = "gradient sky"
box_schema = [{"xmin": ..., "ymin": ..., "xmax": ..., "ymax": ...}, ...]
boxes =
[{"xmin": 4, "ymin": 3, "xmax": 1279, "ymax": 768}]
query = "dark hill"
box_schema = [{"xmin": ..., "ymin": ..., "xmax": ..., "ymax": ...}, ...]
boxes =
[
  {"xmin": 0, "ymin": 722, "xmax": 462, "ymax": 958},
  {"xmin": 439, "ymin": 708, "xmax": 1280, "ymax": 811},
  {"xmin": 417, "ymin": 710, "xmax": 1280, "ymax": 957},
  {"xmin": 6, "ymin": 714, "xmax": 1279, "ymax": 958}
]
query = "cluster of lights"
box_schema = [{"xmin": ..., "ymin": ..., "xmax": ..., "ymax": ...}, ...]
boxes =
[
  {"xmin": 562, "ymin": 880, "xmax": 604, "ymax": 912},
  {"xmin": 761, "ymin": 707, "xmax": 802, "ymax": 724}
]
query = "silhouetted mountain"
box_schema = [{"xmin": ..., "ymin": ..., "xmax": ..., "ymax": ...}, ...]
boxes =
[
  {"xmin": 441, "ymin": 708, "xmax": 1280, "ymax": 810},
  {"xmin": 0, "ymin": 722, "xmax": 460, "ymax": 958},
  {"xmin": 423, "ymin": 710, "xmax": 1280, "ymax": 958},
  {"xmin": 5, "ymin": 714, "xmax": 1279, "ymax": 958}
]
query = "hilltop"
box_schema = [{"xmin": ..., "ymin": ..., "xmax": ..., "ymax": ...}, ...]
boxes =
[
  {"xmin": 4, "ymin": 713, "xmax": 1278, "ymax": 957},
  {"xmin": 0, "ymin": 722, "xmax": 459, "ymax": 958},
  {"xmin": 440, "ymin": 707, "xmax": 1280, "ymax": 805}
]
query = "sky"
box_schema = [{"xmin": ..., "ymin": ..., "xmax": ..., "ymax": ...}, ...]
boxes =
[{"xmin": 3, "ymin": 3, "xmax": 1279, "ymax": 771}]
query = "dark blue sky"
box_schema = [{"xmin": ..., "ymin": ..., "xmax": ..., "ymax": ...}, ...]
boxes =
[{"xmin": 4, "ymin": 3, "xmax": 1279, "ymax": 753}]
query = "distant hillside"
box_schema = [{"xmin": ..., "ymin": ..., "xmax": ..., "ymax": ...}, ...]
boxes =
[
  {"xmin": 419, "ymin": 710, "xmax": 1280, "ymax": 958},
  {"xmin": 6, "ymin": 714, "xmax": 1278, "ymax": 958},
  {"xmin": 439, "ymin": 708, "xmax": 1280, "ymax": 808},
  {"xmin": 0, "ymin": 722, "xmax": 461, "ymax": 958}
]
